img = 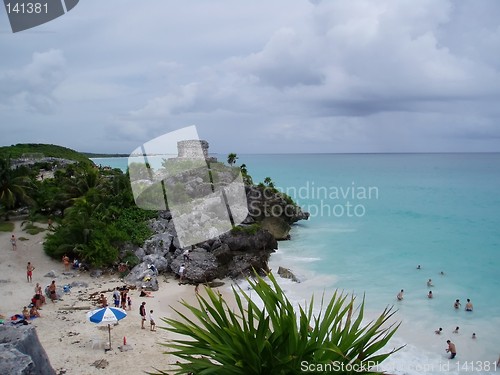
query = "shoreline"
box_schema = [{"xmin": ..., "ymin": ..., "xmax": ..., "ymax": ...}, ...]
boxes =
[
  {"xmin": 268, "ymin": 238, "xmax": 500, "ymax": 375},
  {"xmin": 1, "ymin": 221, "xmax": 235, "ymax": 374},
  {"xmin": 4, "ymin": 219, "xmax": 498, "ymax": 375}
]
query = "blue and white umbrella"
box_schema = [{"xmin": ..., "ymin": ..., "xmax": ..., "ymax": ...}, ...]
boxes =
[{"xmin": 86, "ymin": 307, "xmax": 127, "ymax": 349}]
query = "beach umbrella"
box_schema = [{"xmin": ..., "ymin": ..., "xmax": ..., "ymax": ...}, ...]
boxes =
[{"xmin": 86, "ymin": 307, "xmax": 127, "ymax": 349}]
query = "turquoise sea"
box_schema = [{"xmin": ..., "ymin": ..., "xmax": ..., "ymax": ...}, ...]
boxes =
[{"xmin": 92, "ymin": 154, "xmax": 500, "ymax": 374}]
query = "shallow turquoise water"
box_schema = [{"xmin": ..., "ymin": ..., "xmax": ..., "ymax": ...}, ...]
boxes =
[{"xmin": 94, "ymin": 153, "xmax": 500, "ymax": 374}]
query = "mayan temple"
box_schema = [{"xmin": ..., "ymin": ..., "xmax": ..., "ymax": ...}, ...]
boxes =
[{"xmin": 176, "ymin": 140, "xmax": 217, "ymax": 162}]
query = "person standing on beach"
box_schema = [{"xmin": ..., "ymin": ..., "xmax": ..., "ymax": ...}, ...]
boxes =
[
  {"xmin": 11, "ymin": 234, "xmax": 17, "ymax": 250},
  {"xmin": 113, "ymin": 287, "xmax": 120, "ymax": 308},
  {"xmin": 121, "ymin": 288, "xmax": 128, "ymax": 310},
  {"xmin": 465, "ymin": 299, "xmax": 473, "ymax": 311},
  {"xmin": 99, "ymin": 293, "xmax": 108, "ymax": 307},
  {"xmin": 446, "ymin": 340, "xmax": 457, "ymax": 359},
  {"xmin": 397, "ymin": 289, "xmax": 404, "ymax": 301},
  {"xmin": 140, "ymin": 302, "xmax": 146, "ymax": 329},
  {"xmin": 48, "ymin": 280, "xmax": 57, "ymax": 302},
  {"xmin": 149, "ymin": 310, "xmax": 156, "ymax": 331},
  {"xmin": 26, "ymin": 262, "xmax": 35, "ymax": 282},
  {"xmin": 62, "ymin": 255, "xmax": 70, "ymax": 271},
  {"xmin": 178, "ymin": 264, "xmax": 186, "ymax": 285}
]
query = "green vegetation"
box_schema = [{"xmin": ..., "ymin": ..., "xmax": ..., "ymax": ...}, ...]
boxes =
[
  {"xmin": 22, "ymin": 222, "xmax": 46, "ymax": 235},
  {"xmin": 227, "ymin": 152, "xmax": 238, "ymax": 166},
  {"xmin": 231, "ymin": 223, "xmax": 261, "ymax": 235},
  {"xmin": 263, "ymin": 176, "xmax": 275, "ymax": 188},
  {"xmin": 0, "ymin": 221, "xmax": 14, "ymax": 232},
  {"xmin": 0, "ymin": 157, "xmax": 34, "ymax": 219},
  {"xmin": 161, "ymin": 158, "xmax": 208, "ymax": 176},
  {"xmin": 42, "ymin": 168, "xmax": 156, "ymax": 267},
  {"xmin": 1, "ymin": 147, "xmax": 156, "ymax": 268},
  {"xmin": 83, "ymin": 152, "xmax": 129, "ymax": 158},
  {"xmin": 154, "ymin": 272, "xmax": 402, "ymax": 375},
  {"xmin": 0, "ymin": 143, "xmax": 94, "ymax": 167}
]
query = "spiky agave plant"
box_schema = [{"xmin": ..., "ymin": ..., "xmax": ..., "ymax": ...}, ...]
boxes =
[{"xmin": 151, "ymin": 272, "xmax": 403, "ymax": 375}]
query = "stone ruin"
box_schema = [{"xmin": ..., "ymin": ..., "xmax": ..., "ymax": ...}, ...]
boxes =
[{"xmin": 176, "ymin": 140, "xmax": 217, "ymax": 162}]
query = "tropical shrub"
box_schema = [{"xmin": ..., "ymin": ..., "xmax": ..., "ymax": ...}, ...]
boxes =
[
  {"xmin": 153, "ymin": 273, "xmax": 402, "ymax": 375},
  {"xmin": 0, "ymin": 157, "xmax": 34, "ymax": 218}
]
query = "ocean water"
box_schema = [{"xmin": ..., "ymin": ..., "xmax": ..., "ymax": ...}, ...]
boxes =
[{"xmin": 93, "ymin": 153, "xmax": 500, "ymax": 374}]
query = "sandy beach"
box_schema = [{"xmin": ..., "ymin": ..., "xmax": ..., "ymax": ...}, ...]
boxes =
[{"xmin": 1, "ymin": 221, "xmax": 231, "ymax": 375}]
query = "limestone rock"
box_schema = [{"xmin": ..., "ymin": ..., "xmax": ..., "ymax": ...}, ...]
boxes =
[
  {"xmin": 277, "ymin": 266, "xmax": 300, "ymax": 283},
  {"xmin": 44, "ymin": 270, "xmax": 57, "ymax": 278},
  {"xmin": 125, "ymin": 262, "xmax": 160, "ymax": 291},
  {"xmin": 89, "ymin": 269, "xmax": 102, "ymax": 278},
  {"xmin": 170, "ymin": 248, "xmax": 219, "ymax": 284},
  {"xmin": 142, "ymin": 254, "xmax": 170, "ymax": 273},
  {"xmin": 0, "ymin": 326, "xmax": 55, "ymax": 375},
  {"xmin": 260, "ymin": 216, "xmax": 291, "ymax": 240},
  {"xmin": 220, "ymin": 229, "xmax": 277, "ymax": 253}
]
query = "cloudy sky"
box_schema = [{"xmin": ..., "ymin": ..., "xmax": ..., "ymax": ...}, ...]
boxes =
[{"xmin": 1, "ymin": 0, "xmax": 500, "ymax": 154}]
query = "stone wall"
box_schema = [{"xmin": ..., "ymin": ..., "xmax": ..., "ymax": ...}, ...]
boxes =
[{"xmin": 177, "ymin": 140, "xmax": 209, "ymax": 159}]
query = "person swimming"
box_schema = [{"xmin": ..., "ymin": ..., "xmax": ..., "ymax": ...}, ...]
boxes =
[
  {"xmin": 465, "ymin": 299, "xmax": 473, "ymax": 311},
  {"xmin": 427, "ymin": 278, "xmax": 434, "ymax": 287},
  {"xmin": 428, "ymin": 291, "xmax": 433, "ymax": 299},
  {"xmin": 435, "ymin": 327, "xmax": 443, "ymax": 334},
  {"xmin": 397, "ymin": 289, "xmax": 404, "ymax": 301},
  {"xmin": 454, "ymin": 299, "xmax": 461, "ymax": 309}
]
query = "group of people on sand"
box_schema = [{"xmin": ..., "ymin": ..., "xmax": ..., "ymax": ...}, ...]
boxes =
[
  {"xmin": 32, "ymin": 282, "xmax": 47, "ymax": 308},
  {"xmin": 396, "ymin": 265, "xmax": 479, "ymax": 359},
  {"xmin": 11, "ymin": 281, "xmax": 49, "ymax": 326},
  {"xmin": 61, "ymin": 254, "xmax": 87, "ymax": 271},
  {"xmin": 96, "ymin": 286, "xmax": 133, "ymax": 310},
  {"xmin": 113, "ymin": 286, "xmax": 132, "ymax": 310}
]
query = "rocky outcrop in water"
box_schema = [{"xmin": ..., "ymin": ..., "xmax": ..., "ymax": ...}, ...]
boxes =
[
  {"xmin": 0, "ymin": 326, "xmax": 55, "ymax": 375},
  {"xmin": 277, "ymin": 266, "xmax": 300, "ymax": 283}
]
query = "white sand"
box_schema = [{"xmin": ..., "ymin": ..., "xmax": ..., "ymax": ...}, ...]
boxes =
[{"xmin": 1, "ymin": 221, "xmax": 233, "ymax": 374}]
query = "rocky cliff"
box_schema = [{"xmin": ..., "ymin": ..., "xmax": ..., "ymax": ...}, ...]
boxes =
[
  {"xmin": 125, "ymin": 169, "xmax": 309, "ymax": 288},
  {"xmin": 0, "ymin": 326, "xmax": 55, "ymax": 375}
]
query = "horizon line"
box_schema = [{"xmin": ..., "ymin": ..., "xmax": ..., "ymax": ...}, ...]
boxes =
[{"xmin": 88, "ymin": 151, "xmax": 500, "ymax": 157}]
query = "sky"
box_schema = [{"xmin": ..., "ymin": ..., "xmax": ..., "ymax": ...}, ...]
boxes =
[{"xmin": 1, "ymin": 0, "xmax": 500, "ymax": 154}]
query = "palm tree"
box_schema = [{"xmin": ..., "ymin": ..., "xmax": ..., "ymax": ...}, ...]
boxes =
[
  {"xmin": 240, "ymin": 163, "xmax": 248, "ymax": 175},
  {"xmin": 240, "ymin": 163, "xmax": 253, "ymax": 185},
  {"xmin": 0, "ymin": 158, "xmax": 33, "ymax": 219},
  {"xmin": 263, "ymin": 176, "xmax": 274, "ymax": 188},
  {"xmin": 227, "ymin": 153, "xmax": 238, "ymax": 166}
]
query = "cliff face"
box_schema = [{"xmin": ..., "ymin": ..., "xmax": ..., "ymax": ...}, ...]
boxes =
[
  {"xmin": 0, "ymin": 326, "xmax": 56, "ymax": 375},
  {"xmin": 125, "ymin": 181, "xmax": 308, "ymax": 286}
]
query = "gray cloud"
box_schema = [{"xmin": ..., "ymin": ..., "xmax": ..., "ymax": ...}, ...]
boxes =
[
  {"xmin": 0, "ymin": 0, "xmax": 499, "ymax": 153},
  {"xmin": 0, "ymin": 49, "xmax": 66, "ymax": 113}
]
